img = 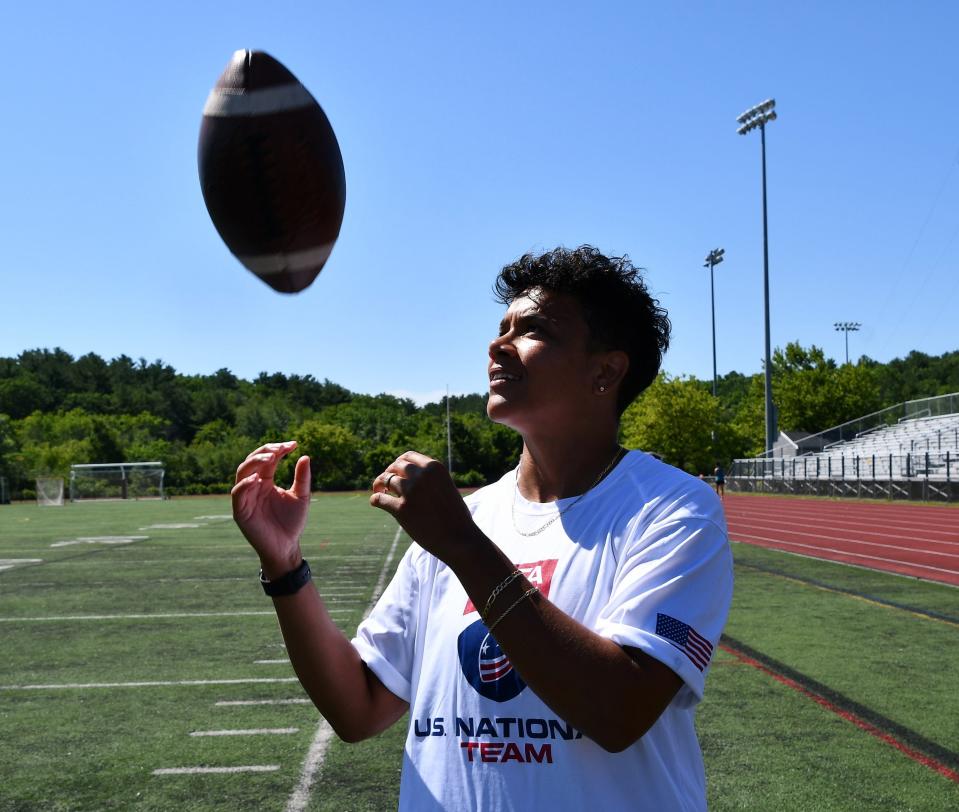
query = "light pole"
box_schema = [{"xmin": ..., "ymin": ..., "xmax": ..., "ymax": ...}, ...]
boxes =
[
  {"xmin": 704, "ymin": 248, "xmax": 725, "ymax": 398},
  {"xmin": 446, "ymin": 384, "xmax": 453, "ymax": 474},
  {"xmin": 834, "ymin": 322, "xmax": 861, "ymax": 365},
  {"xmin": 737, "ymin": 98, "xmax": 777, "ymax": 455}
]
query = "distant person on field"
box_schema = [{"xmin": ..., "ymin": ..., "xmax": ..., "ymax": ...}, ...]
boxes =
[
  {"xmin": 714, "ymin": 463, "xmax": 725, "ymax": 499},
  {"xmin": 233, "ymin": 246, "xmax": 734, "ymax": 811}
]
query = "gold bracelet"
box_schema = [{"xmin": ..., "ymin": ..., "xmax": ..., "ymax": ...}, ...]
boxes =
[
  {"xmin": 487, "ymin": 586, "xmax": 539, "ymax": 634},
  {"xmin": 481, "ymin": 569, "xmax": 522, "ymax": 622}
]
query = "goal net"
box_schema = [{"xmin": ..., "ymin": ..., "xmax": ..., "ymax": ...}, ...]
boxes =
[
  {"xmin": 36, "ymin": 477, "xmax": 65, "ymax": 506},
  {"xmin": 69, "ymin": 462, "xmax": 165, "ymax": 501}
]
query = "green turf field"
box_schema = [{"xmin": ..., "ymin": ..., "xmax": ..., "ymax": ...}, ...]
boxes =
[{"xmin": 1, "ymin": 496, "xmax": 956, "ymax": 811}]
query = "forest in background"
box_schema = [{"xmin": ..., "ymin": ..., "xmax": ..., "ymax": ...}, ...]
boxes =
[{"xmin": 1, "ymin": 345, "xmax": 957, "ymax": 499}]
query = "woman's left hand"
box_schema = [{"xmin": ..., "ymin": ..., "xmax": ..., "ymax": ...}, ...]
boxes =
[{"xmin": 371, "ymin": 451, "xmax": 478, "ymax": 565}]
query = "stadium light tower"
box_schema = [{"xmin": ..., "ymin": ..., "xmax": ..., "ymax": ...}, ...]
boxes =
[
  {"xmin": 704, "ymin": 248, "xmax": 725, "ymax": 398},
  {"xmin": 834, "ymin": 321, "xmax": 862, "ymax": 365},
  {"xmin": 738, "ymin": 98, "xmax": 777, "ymax": 455}
]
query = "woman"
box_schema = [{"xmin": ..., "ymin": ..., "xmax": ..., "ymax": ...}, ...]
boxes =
[
  {"xmin": 233, "ymin": 246, "xmax": 733, "ymax": 810},
  {"xmin": 714, "ymin": 463, "xmax": 726, "ymax": 499}
]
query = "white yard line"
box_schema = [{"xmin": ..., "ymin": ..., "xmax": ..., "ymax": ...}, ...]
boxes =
[
  {"xmin": 285, "ymin": 725, "xmax": 337, "ymax": 812},
  {"xmin": 1, "ymin": 609, "xmax": 350, "ymax": 623},
  {"xmin": 153, "ymin": 765, "xmax": 280, "ymax": 775},
  {"xmin": 190, "ymin": 728, "xmax": 298, "ymax": 737},
  {"xmin": 285, "ymin": 526, "xmax": 405, "ymax": 812},
  {"xmin": 0, "ymin": 559, "xmax": 43, "ymax": 571},
  {"xmin": 254, "ymin": 659, "xmax": 289, "ymax": 665},
  {"xmin": 0, "ymin": 677, "xmax": 299, "ymax": 691},
  {"xmin": 363, "ymin": 528, "xmax": 403, "ymax": 621},
  {"xmin": 156, "ymin": 577, "xmax": 248, "ymax": 583},
  {"xmin": 216, "ymin": 699, "xmax": 311, "ymax": 707}
]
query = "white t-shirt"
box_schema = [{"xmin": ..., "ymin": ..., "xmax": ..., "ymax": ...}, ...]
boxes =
[{"xmin": 352, "ymin": 450, "xmax": 733, "ymax": 811}]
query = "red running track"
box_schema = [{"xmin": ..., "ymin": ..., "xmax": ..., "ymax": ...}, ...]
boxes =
[{"xmin": 723, "ymin": 494, "xmax": 959, "ymax": 587}]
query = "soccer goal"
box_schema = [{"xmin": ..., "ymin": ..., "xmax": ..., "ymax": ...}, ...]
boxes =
[
  {"xmin": 69, "ymin": 462, "xmax": 165, "ymax": 501},
  {"xmin": 36, "ymin": 477, "xmax": 65, "ymax": 506}
]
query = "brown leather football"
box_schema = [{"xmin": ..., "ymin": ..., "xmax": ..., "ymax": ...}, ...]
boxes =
[{"xmin": 198, "ymin": 50, "xmax": 346, "ymax": 294}]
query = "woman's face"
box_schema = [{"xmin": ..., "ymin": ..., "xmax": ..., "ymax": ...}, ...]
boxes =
[{"xmin": 486, "ymin": 288, "xmax": 601, "ymax": 432}]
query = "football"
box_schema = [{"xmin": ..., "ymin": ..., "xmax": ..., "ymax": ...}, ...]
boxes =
[{"xmin": 198, "ymin": 50, "xmax": 346, "ymax": 294}]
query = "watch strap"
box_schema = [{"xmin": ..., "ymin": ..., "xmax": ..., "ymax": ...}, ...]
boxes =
[{"xmin": 259, "ymin": 558, "xmax": 311, "ymax": 597}]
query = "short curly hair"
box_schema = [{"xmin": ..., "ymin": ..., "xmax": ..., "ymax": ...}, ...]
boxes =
[{"xmin": 493, "ymin": 245, "xmax": 670, "ymax": 414}]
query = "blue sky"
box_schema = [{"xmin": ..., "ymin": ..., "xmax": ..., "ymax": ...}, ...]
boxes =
[{"xmin": 2, "ymin": 2, "xmax": 958, "ymax": 404}]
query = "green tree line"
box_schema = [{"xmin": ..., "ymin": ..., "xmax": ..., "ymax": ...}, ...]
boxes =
[
  {"xmin": 620, "ymin": 344, "xmax": 959, "ymax": 475},
  {"xmin": 1, "ymin": 345, "xmax": 957, "ymax": 497},
  {"xmin": 0, "ymin": 350, "xmax": 520, "ymax": 498}
]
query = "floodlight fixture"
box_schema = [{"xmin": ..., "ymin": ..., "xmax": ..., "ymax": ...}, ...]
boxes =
[
  {"xmin": 834, "ymin": 322, "xmax": 862, "ymax": 364},
  {"xmin": 704, "ymin": 248, "xmax": 726, "ymax": 398},
  {"xmin": 737, "ymin": 100, "xmax": 776, "ymax": 130},
  {"xmin": 737, "ymin": 98, "xmax": 776, "ymax": 123},
  {"xmin": 704, "ymin": 248, "xmax": 725, "ymax": 268}
]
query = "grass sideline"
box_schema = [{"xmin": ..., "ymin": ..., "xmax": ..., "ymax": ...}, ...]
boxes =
[
  {"xmin": 1, "ymin": 497, "xmax": 956, "ymax": 810},
  {"xmin": 704, "ymin": 542, "xmax": 958, "ymax": 810}
]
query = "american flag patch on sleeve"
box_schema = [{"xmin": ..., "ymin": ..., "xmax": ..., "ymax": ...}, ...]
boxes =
[{"xmin": 655, "ymin": 613, "xmax": 714, "ymax": 671}]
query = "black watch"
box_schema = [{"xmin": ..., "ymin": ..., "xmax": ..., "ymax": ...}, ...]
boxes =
[{"xmin": 259, "ymin": 558, "xmax": 312, "ymax": 597}]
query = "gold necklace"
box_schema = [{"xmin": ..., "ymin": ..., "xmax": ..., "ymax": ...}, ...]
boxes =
[{"xmin": 511, "ymin": 447, "xmax": 627, "ymax": 537}]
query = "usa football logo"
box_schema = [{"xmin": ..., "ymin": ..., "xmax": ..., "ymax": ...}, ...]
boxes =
[
  {"xmin": 479, "ymin": 634, "xmax": 512, "ymax": 682},
  {"xmin": 457, "ymin": 619, "xmax": 526, "ymax": 702}
]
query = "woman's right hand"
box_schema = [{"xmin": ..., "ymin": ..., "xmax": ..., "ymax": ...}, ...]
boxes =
[{"xmin": 232, "ymin": 441, "xmax": 312, "ymax": 578}]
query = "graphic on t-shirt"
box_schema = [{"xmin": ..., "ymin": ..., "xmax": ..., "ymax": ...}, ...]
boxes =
[
  {"xmin": 458, "ymin": 620, "xmax": 526, "ymax": 701},
  {"xmin": 463, "ymin": 559, "xmax": 557, "ymax": 614},
  {"xmin": 457, "ymin": 559, "xmax": 558, "ymax": 703},
  {"xmin": 655, "ymin": 613, "xmax": 714, "ymax": 671},
  {"xmin": 479, "ymin": 634, "xmax": 513, "ymax": 682}
]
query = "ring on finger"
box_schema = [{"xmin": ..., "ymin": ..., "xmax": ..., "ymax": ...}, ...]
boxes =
[{"xmin": 384, "ymin": 473, "xmax": 396, "ymax": 492}]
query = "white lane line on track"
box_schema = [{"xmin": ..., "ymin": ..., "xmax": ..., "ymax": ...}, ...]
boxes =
[
  {"xmin": 733, "ymin": 532, "xmax": 959, "ymax": 577},
  {"xmin": 285, "ymin": 525, "xmax": 405, "ymax": 812},
  {"xmin": 725, "ymin": 510, "xmax": 959, "ymax": 542},
  {"xmin": 726, "ymin": 495, "xmax": 959, "ymax": 516},
  {"xmin": 153, "ymin": 765, "xmax": 280, "ymax": 775},
  {"xmin": 216, "ymin": 699, "xmax": 312, "ymax": 706},
  {"xmin": 723, "ymin": 499, "xmax": 959, "ymax": 518},
  {"xmin": 190, "ymin": 728, "xmax": 298, "ymax": 737},
  {"xmin": 728, "ymin": 526, "xmax": 959, "ymax": 559},
  {"xmin": 1, "ymin": 609, "xmax": 351, "ymax": 623},
  {"xmin": 726, "ymin": 511, "xmax": 959, "ymax": 541}
]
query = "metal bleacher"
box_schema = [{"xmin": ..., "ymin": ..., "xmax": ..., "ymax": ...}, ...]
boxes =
[
  {"xmin": 729, "ymin": 393, "xmax": 959, "ymax": 501},
  {"xmin": 831, "ymin": 413, "xmax": 959, "ymax": 456}
]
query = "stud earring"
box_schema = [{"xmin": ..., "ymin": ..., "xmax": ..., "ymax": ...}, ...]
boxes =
[{"xmin": 599, "ymin": 385, "xmax": 607, "ymax": 393}]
